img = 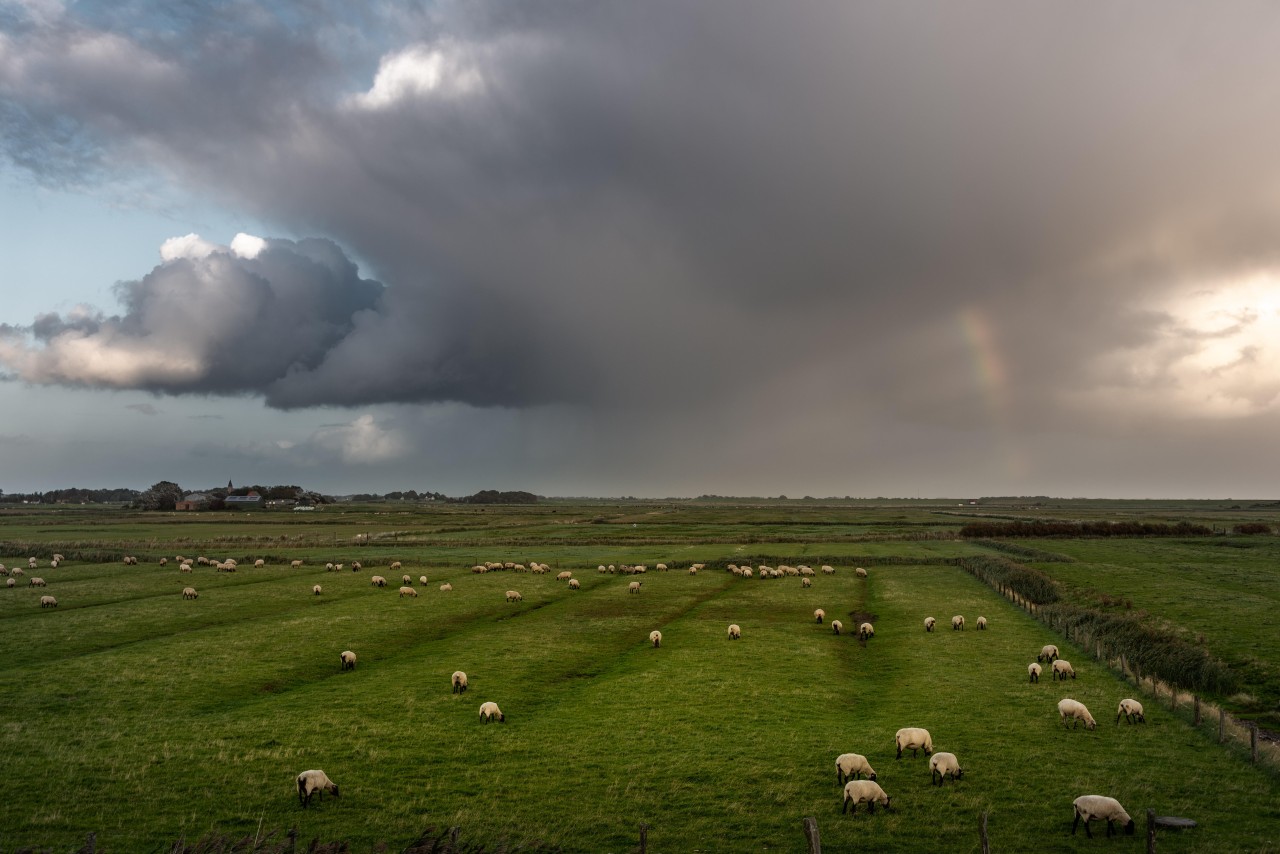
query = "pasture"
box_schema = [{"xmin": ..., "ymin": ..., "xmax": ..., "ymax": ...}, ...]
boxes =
[{"xmin": 1, "ymin": 501, "xmax": 1278, "ymax": 852}]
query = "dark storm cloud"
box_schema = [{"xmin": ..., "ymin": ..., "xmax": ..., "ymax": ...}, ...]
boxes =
[{"xmin": 4, "ymin": 0, "xmax": 1280, "ymax": 436}]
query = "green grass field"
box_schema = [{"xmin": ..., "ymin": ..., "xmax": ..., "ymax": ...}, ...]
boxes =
[{"xmin": 1, "ymin": 502, "xmax": 1278, "ymax": 852}]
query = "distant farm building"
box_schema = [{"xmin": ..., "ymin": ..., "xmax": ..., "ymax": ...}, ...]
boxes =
[
  {"xmin": 176, "ymin": 493, "xmax": 210, "ymax": 511},
  {"xmin": 224, "ymin": 491, "xmax": 264, "ymax": 509}
]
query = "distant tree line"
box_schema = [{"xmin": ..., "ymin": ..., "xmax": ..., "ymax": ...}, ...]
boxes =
[
  {"xmin": 0, "ymin": 487, "xmax": 140, "ymax": 504},
  {"xmin": 959, "ymin": 520, "xmax": 1213, "ymax": 538}
]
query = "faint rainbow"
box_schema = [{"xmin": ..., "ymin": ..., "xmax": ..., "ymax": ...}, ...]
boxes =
[{"xmin": 957, "ymin": 307, "xmax": 1027, "ymax": 479}]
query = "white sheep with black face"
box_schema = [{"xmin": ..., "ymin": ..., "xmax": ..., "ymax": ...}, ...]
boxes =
[
  {"xmin": 928, "ymin": 752, "xmax": 963, "ymax": 786},
  {"xmin": 452, "ymin": 671, "xmax": 468, "ymax": 694},
  {"xmin": 1058, "ymin": 698, "xmax": 1096, "ymax": 730},
  {"xmin": 841, "ymin": 780, "xmax": 890, "ymax": 815},
  {"xmin": 894, "ymin": 727, "xmax": 932, "ymax": 759},
  {"xmin": 479, "ymin": 701, "xmax": 505, "ymax": 723},
  {"xmin": 1116, "ymin": 698, "xmax": 1145, "ymax": 724},
  {"xmin": 296, "ymin": 769, "xmax": 339, "ymax": 808},
  {"xmin": 1071, "ymin": 796, "xmax": 1134, "ymax": 838},
  {"xmin": 835, "ymin": 753, "xmax": 876, "ymax": 785}
]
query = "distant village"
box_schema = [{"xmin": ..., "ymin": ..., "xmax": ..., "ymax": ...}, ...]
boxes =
[{"xmin": 0, "ymin": 483, "xmax": 540, "ymax": 509}]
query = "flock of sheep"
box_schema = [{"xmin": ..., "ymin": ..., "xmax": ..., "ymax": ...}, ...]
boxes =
[{"xmin": 9, "ymin": 550, "xmax": 1144, "ymax": 834}]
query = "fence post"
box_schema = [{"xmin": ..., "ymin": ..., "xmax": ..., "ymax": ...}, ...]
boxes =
[
  {"xmin": 802, "ymin": 816, "xmax": 821, "ymax": 854},
  {"xmin": 639, "ymin": 822, "xmax": 650, "ymax": 854},
  {"xmin": 1219, "ymin": 708, "xmax": 1227, "ymax": 744},
  {"xmin": 1194, "ymin": 695, "xmax": 1201, "ymax": 726},
  {"xmin": 979, "ymin": 811, "xmax": 990, "ymax": 854},
  {"xmin": 1120, "ymin": 653, "xmax": 1128, "ymax": 683},
  {"xmin": 1147, "ymin": 809, "xmax": 1156, "ymax": 854}
]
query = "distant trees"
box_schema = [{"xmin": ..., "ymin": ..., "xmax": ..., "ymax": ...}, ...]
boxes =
[
  {"xmin": 137, "ymin": 481, "xmax": 185, "ymax": 511},
  {"xmin": 959, "ymin": 520, "xmax": 1213, "ymax": 538}
]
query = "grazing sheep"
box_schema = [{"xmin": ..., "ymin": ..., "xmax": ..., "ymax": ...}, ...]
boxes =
[
  {"xmin": 40, "ymin": 595, "xmax": 58, "ymax": 607},
  {"xmin": 928, "ymin": 752, "xmax": 963, "ymax": 786},
  {"xmin": 180, "ymin": 563, "xmax": 193, "ymax": 573},
  {"xmin": 688, "ymin": 566, "xmax": 698, "ymax": 575},
  {"xmin": 1028, "ymin": 662, "xmax": 1042, "ymax": 683},
  {"xmin": 159, "ymin": 557, "xmax": 168, "ymax": 566},
  {"xmin": 1071, "ymin": 795, "xmax": 1135, "ymax": 838},
  {"xmin": 350, "ymin": 561, "xmax": 362, "ymax": 571},
  {"xmin": 598, "ymin": 565, "xmax": 608, "ymax": 574},
  {"xmin": 399, "ymin": 586, "xmax": 419, "ymax": 598},
  {"xmin": 841, "ymin": 780, "xmax": 891, "ymax": 815},
  {"xmin": 741, "ymin": 568, "xmax": 753, "ymax": 578},
  {"xmin": 296, "ymin": 769, "xmax": 339, "ymax": 808},
  {"xmin": 419, "ymin": 575, "xmax": 428, "ymax": 585},
  {"xmin": 197, "ymin": 556, "xmax": 210, "ymax": 565},
  {"xmin": 254, "ymin": 559, "xmax": 266, "ymax": 568},
  {"xmin": 628, "ymin": 581, "xmax": 642, "ymax": 593},
  {"xmin": 951, "ymin": 615, "xmax": 965, "ymax": 631},
  {"xmin": 727, "ymin": 624, "xmax": 741, "ymax": 640},
  {"xmin": 340, "ymin": 650, "xmax": 357, "ymax": 671},
  {"xmin": 894, "ymin": 727, "xmax": 933, "ymax": 759},
  {"xmin": 402, "ymin": 574, "xmax": 412, "ymax": 585},
  {"xmin": 557, "ymin": 571, "xmax": 573, "ymax": 581},
  {"xmin": 371, "ymin": 576, "xmax": 387, "ymax": 588},
  {"xmin": 505, "ymin": 590, "xmax": 523, "ymax": 602},
  {"xmin": 326, "ymin": 562, "xmax": 336, "ymax": 572},
  {"xmin": 6, "ymin": 578, "xmax": 13, "ymax": 588},
  {"xmin": 29, "ymin": 577, "xmax": 46, "ymax": 587},
  {"xmin": 976, "ymin": 616, "xmax": 988, "ymax": 630},
  {"xmin": 650, "ymin": 630, "xmax": 662, "ymax": 648},
  {"xmin": 1116, "ymin": 698, "xmax": 1145, "ymax": 724},
  {"xmin": 801, "ymin": 577, "xmax": 812, "ymax": 588},
  {"xmin": 10, "ymin": 568, "xmax": 23, "ymax": 577},
  {"xmin": 291, "ymin": 560, "xmax": 303, "ymax": 568},
  {"xmin": 1058, "ymin": 698, "xmax": 1097, "ymax": 730},
  {"xmin": 390, "ymin": 561, "xmax": 402, "ymax": 571},
  {"xmin": 656, "ymin": 563, "xmax": 668, "ymax": 572},
  {"xmin": 1052, "ymin": 660, "xmax": 1076, "ymax": 681},
  {"xmin": 855, "ymin": 567, "xmax": 868, "ymax": 578},
  {"xmin": 835, "ymin": 753, "xmax": 877, "ymax": 784},
  {"xmin": 831, "ymin": 620, "xmax": 843, "ymax": 635},
  {"xmin": 313, "ymin": 585, "xmax": 322, "ymax": 595},
  {"xmin": 123, "ymin": 556, "xmax": 138, "ymax": 566},
  {"xmin": 479, "ymin": 701, "xmax": 505, "ymax": 723},
  {"xmin": 181, "ymin": 587, "xmax": 198, "ymax": 600},
  {"xmin": 49, "ymin": 560, "xmax": 58, "ymax": 568},
  {"xmin": 1038, "ymin": 644, "xmax": 1059, "ymax": 663},
  {"xmin": 859, "ymin": 622, "xmax": 874, "ymax": 640},
  {"xmin": 440, "ymin": 583, "xmax": 453, "ymax": 592},
  {"xmin": 52, "ymin": 553, "xmax": 64, "ymax": 562},
  {"xmin": 452, "ymin": 671, "xmax": 468, "ymax": 694},
  {"xmin": 29, "ymin": 557, "xmax": 38, "ymax": 567},
  {"xmin": 821, "ymin": 565, "xmax": 835, "ymax": 575},
  {"xmin": 815, "ymin": 609, "xmax": 826, "ymax": 624},
  {"xmin": 568, "ymin": 578, "xmax": 581, "ymax": 589},
  {"xmin": 924, "ymin": 617, "xmax": 936, "ymax": 632}
]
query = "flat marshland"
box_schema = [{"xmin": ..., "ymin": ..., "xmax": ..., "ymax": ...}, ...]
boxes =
[{"xmin": 1, "ymin": 499, "xmax": 1277, "ymax": 852}]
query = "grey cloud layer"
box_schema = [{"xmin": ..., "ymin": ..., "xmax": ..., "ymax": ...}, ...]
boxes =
[{"xmin": 4, "ymin": 1, "xmax": 1280, "ymax": 434}]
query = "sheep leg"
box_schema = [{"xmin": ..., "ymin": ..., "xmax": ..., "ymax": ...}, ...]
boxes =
[
  {"xmin": 1106, "ymin": 819, "xmax": 1114, "ymax": 837},
  {"xmin": 895, "ymin": 745, "xmax": 902, "ymax": 760},
  {"xmin": 867, "ymin": 801, "xmax": 876, "ymax": 814},
  {"xmin": 842, "ymin": 797, "xmax": 852, "ymax": 814}
]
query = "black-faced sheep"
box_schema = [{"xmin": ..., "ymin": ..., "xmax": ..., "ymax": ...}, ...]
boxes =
[
  {"xmin": 1071, "ymin": 795, "xmax": 1134, "ymax": 838},
  {"xmin": 1038, "ymin": 644, "xmax": 1059, "ymax": 663},
  {"xmin": 399, "ymin": 586, "xmax": 418, "ymax": 598},
  {"xmin": 924, "ymin": 616, "xmax": 936, "ymax": 632},
  {"xmin": 859, "ymin": 622, "xmax": 874, "ymax": 640},
  {"xmin": 951, "ymin": 615, "xmax": 965, "ymax": 630},
  {"xmin": 1116, "ymin": 698, "xmax": 1145, "ymax": 724},
  {"xmin": 313, "ymin": 585, "xmax": 322, "ymax": 595},
  {"xmin": 835, "ymin": 753, "xmax": 876, "ymax": 784},
  {"xmin": 402, "ymin": 574, "xmax": 412, "ymax": 585},
  {"xmin": 628, "ymin": 581, "xmax": 642, "ymax": 593},
  {"xmin": 291, "ymin": 560, "xmax": 303, "ymax": 568},
  {"xmin": 340, "ymin": 650, "xmax": 357, "ymax": 671},
  {"xmin": 182, "ymin": 587, "xmax": 198, "ymax": 600},
  {"xmin": 928, "ymin": 752, "xmax": 963, "ymax": 785},
  {"xmin": 1058, "ymin": 698, "xmax": 1096, "ymax": 730},
  {"xmin": 296, "ymin": 769, "xmax": 339, "ymax": 808},
  {"xmin": 28, "ymin": 577, "xmax": 46, "ymax": 587},
  {"xmin": 821, "ymin": 565, "xmax": 835, "ymax": 575},
  {"xmin": 855, "ymin": 567, "xmax": 868, "ymax": 578},
  {"xmin": 976, "ymin": 616, "xmax": 988, "ymax": 630},
  {"xmin": 814, "ymin": 609, "xmax": 826, "ymax": 624},
  {"xmin": 5, "ymin": 578, "xmax": 13, "ymax": 588},
  {"xmin": 895, "ymin": 727, "xmax": 933, "ymax": 759},
  {"xmin": 419, "ymin": 575, "xmax": 428, "ymax": 585},
  {"xmin": 841, "ymin": 780, "xmax": 890, "ymax": 815},
  {"xmin": 1052, "ymin": 659, "xmax": 1076, "ymax": 681},
  {"xmin": 1028, "ymin": 662, "xmax": 1042, "ymax": 683},
  {"xmin": 440, "ymin": 582, "xmax": 453, "ymax": 592},
  {"xmin": 452, "ymin": 671, "xmax": 468, "ymax": 694},
  {"xmin": 479, "ymin": 701, "xmax": 505, "ymax": 723},
  {"xmin": 505, "ymin": 590, "xmax": 522, "ymax": 602},
  {"xmin": 831, "ymin": 620, "xmax": 843, "ymax": 636},
  {"xmin": 801, "ymin": 577, "xmax": 812, "ymax": 588},
  {"xmin": 40, "ymin": 595, "xmax": 58, "ymax": 607},
  {"xmin": 159, "ymin": 557, "xmax": 168, "ymax": 566},
  {"xmin": 727, "ymin": 624, "xmax": 741, "ymax": 640},
  {"xmin": 254, "ymin": 559, "xmax": 266, "ymax": 568},
  {"xmin": 390, "ymin": 561, "xmax": 402, "ymax": 571},
  {"xmin": 568, "ymin": 578, "xmax": 581, "ymax": 589},
  {"xmin": 649, "ymin": 630, "xmax": 662, "ymax": 648},
  {"xmin": 370, "ymin": 576, "xmax": 387, "ymax": 588}
]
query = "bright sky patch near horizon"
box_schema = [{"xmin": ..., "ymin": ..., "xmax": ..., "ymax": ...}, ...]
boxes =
[{"xmin": 2, "ymin": 0, "xmax": 1280, "ymax": 499}]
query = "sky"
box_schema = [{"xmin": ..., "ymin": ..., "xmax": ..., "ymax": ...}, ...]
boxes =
[{"xmin": 3, "ymin": 0, "xmax": 1280, "ymax": 499}]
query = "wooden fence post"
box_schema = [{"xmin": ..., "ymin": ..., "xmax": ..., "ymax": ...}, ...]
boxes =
[
  {"xmin": 979, "ymin": 811, "xmax": 990, "ymax": 854},
  {"xmin": 639, "ymin": 822, "xmax": 650, "ymax": 854},
  {"xmin": 1146, "ymin": 809, "xmax": 1156, "ymax": 854},
  {"xmin": 802, "ymin": 816, "xmax": 821, "ymax": 854}
]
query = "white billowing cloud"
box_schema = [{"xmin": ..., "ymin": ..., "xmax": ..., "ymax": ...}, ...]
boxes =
[
  {"xmin": 349, "ymin": 42, "xmax": 484, "ymax": 109},
  {"xmin": 309, "ymin": 413, "xmax": 409, "ymax": 464},
  {"xmin": 229, "ymin": 232, "xmax": 267, "ymax": 259},
  {"xmin": 160, "ymin": 233, "xmax": 220, "ymax": 262}
]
